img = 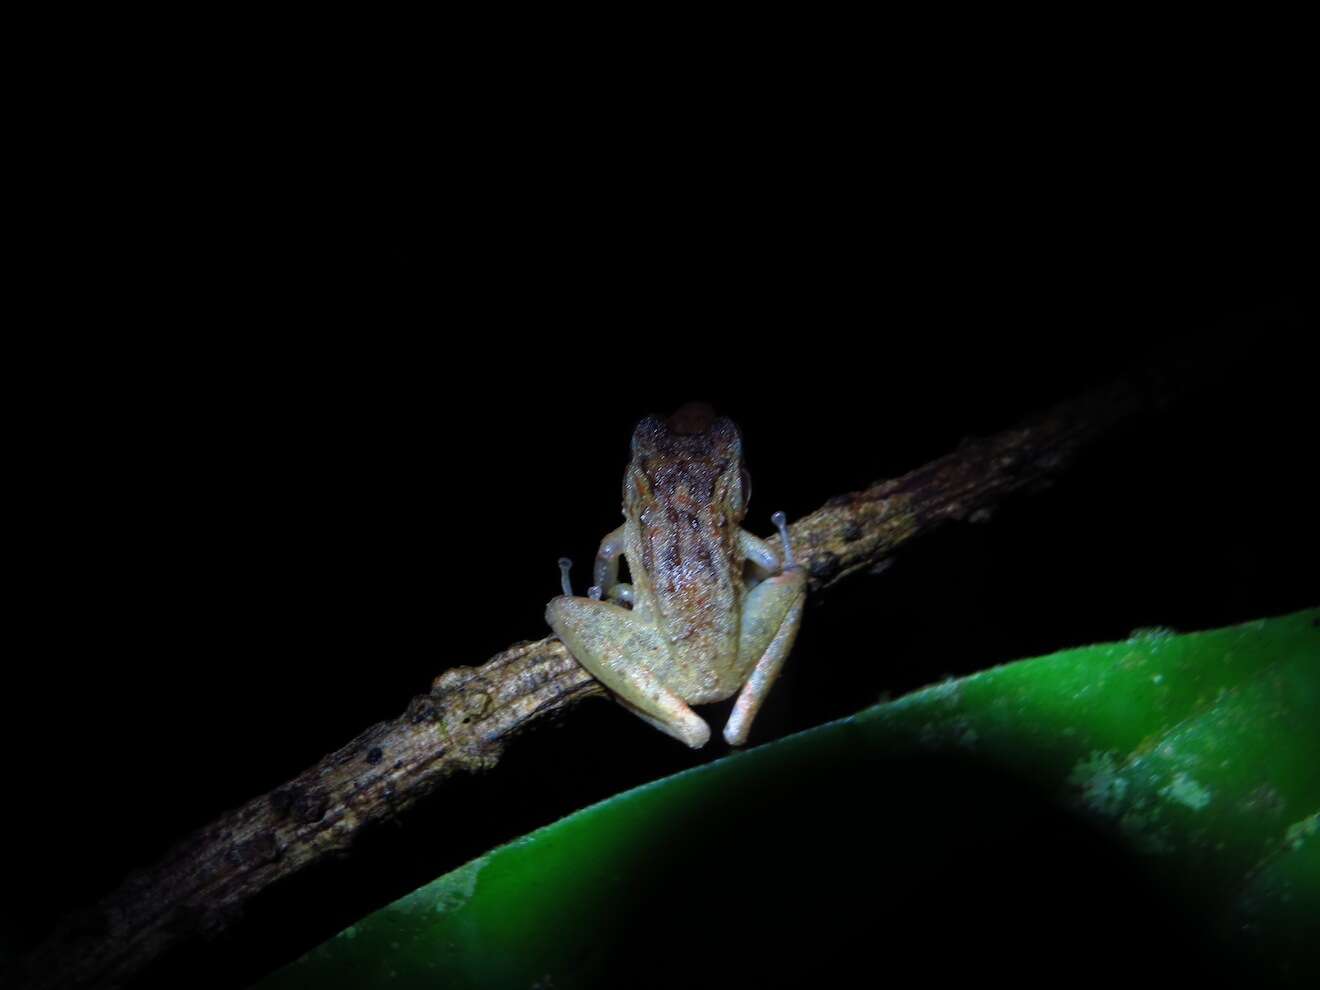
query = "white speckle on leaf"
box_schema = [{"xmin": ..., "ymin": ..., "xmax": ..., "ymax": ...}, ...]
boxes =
[
  {"xmin": 1068, "ymin": 751, "xmax": 1128, "ymax": 818},
  {"xmin": 1284, "ymin": 813, "xmax": 1319, "ymax": 850},
  {"xmin": 390, "ymin": 855, "xmax": 489, "ymax": 917},
  {"xmin": 433, "ymin": 857, "xmax": 486, "ymax": 913},
  {"xmin": 1161, "ymin": 772, "xmax": 1211, "ymax": 811},
  {"xmin": 926, "ymin": 677, "xmax": 963, "ymax": 707},
  {"xmin": 1130, "ymin": 626, "xmax": 1176, "ymax": 641}
]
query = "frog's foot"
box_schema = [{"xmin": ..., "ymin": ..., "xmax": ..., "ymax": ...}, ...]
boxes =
[
  {"xmin": 546, "ymin": 595, "xmax": 711, "ymax": 749},
  {"xmin": 558, "ymin": 557, "xmax": 575, "ymax": 596}
]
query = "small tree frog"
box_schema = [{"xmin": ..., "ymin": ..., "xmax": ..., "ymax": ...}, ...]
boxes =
[{"xmin": 547, "ymin": 403, "xmax": 806, "ymax": 748}]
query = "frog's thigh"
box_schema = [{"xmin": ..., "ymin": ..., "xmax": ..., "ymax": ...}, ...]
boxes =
[
  {"xmin": 724, "ymin": 568, "xmax": 807, "ymax": 746},
  {"xmin": 546, "ymin": 596, "xmax": 711, "ymax": 748}
]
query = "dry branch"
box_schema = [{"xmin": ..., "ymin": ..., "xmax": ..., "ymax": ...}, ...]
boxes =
[{"xmin": 14, "ymin": 368, "xmax": 1183, "ymax": 989}]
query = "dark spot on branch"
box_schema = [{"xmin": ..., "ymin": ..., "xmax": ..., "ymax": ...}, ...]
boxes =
[
  {"xmin": 269, "ymin": 787, "xmax": 298, "ymax": 820},
  {"xmin": 366, "ymin": 747, "xmax": 383, "ymax": 765},
  {"xmin": 841, "ymin": 521, "xmax": 863, "ymax": 542},
  {"xmin": 235, "ymin": 832, "xmax": 279, "ymax": 868},
  {"xmin": 297, "ymin": 793, "xmax": 327, "ymax": 824},
  {"xmin": 272, "ymin": 786, "xmax": 326, "ymax": 824}
]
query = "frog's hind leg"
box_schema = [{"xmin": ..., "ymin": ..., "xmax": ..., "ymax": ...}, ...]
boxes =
[
  {"xmin": 546, "ymin": 595, "xmax": 711, "ymax": 748},
  {"xmin": 724, "ymin": 513, "xmax": 807, "ymax": 746},
  {"xmin": 724, "ymin": 574, "xmax": 804, "ymax": 746}
]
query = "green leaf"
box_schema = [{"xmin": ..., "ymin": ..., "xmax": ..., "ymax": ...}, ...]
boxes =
[{"xmin": 258, "ymin": 609, "xmax": 1320, "ymax": 988}]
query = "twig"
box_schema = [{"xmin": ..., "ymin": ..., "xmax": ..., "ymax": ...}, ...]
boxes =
[{"xmin": 13, "ymin": 367, "xmax": 1184, "ymax": 989}]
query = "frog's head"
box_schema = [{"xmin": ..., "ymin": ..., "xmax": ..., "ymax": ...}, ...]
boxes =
[{"xmin": 626, "ymin": 403, "xmax": 749, "ymax": 523}]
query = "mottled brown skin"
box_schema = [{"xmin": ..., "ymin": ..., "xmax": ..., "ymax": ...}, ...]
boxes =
[{"xmin": 626, "ymin": 411, "xmax": 748, "ymax": 700}]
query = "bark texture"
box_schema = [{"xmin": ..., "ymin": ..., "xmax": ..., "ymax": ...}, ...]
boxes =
[{"xmin": 13, "ymin": 368, "xmax": 1183, "ymax": 989}]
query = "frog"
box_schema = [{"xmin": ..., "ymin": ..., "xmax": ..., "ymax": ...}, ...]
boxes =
[{"xmin": 546, "ymin": 403, "xmax": 806, "ymax": 748}]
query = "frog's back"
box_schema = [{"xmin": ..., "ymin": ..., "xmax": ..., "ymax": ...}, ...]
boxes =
[
  {"xmin": 625, "ymin": 408, "xmax": 751, "ymax": 703},
  {"xmin": 628, "ymin": 508, "xmax": 746, "ymax": 704}
]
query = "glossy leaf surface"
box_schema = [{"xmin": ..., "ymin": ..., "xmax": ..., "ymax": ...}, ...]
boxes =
[{"xmin": 260, "ymin": 609, "xmax": 1320, "ymax": 988}]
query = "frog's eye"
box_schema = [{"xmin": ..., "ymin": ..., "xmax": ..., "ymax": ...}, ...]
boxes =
[{"xmin": 739, "ymin": 466, "xmax": 753, "ymax": 507}]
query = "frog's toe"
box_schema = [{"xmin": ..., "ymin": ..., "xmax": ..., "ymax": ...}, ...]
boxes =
[
  {"xmin": 618, "ymin": 697, "xmax": 710, "ymax": 749},
  {"xmin": 683, "ymin": 717, "xmax": 711, "ymax": 749}
]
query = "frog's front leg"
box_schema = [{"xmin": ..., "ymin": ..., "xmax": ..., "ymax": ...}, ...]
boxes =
[
  {"xmin": 589, "ymin": 525, "xmax": 633, "ymax": 606},
  {"xmin": 724, "ymin": 513, "xmax": 807, "ymax": 746},
  {"xmin": 739, "ymin": 528, "xmax": 784, "ymax": 589},
  {"xmin": 546, "ymin": 595, "xmax": 710, "ymax": 748}
]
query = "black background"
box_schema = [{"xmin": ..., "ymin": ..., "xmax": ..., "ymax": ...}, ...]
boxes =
[{"xmin": 5, "ymin": 116, "xmax": 1316, "ymax": 988}]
